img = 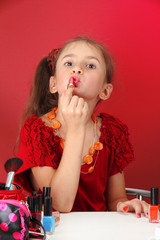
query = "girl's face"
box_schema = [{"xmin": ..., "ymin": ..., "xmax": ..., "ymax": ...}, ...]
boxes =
[{"xmin": 52, "ymin": 41, "xmax": 109, "ymax": 102}]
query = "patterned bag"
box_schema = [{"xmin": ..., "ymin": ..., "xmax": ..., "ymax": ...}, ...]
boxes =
[
  {"xmin": 0, "ymin": 199, "xmax": 30, "ymax": 239},
  {"xmin": 0, "ymin": 183, "xmax": 46, "ymax": 239},
  {"xmin": 0, "ymin": 199, "xmax": 46, "ymax": 240}
]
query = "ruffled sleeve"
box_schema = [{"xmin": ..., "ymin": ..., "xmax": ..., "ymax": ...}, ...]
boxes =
[
  {"xmin": 14, "ymin": 115, "xmax": 61, "ymax": 192},
  {"xmin": 99, "ymin": 113, "xmax": 135, "ymax": 176}
]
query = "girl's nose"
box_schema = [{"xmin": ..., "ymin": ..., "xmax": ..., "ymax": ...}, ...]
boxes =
[{"xmin": 71, "ymin": 66, "xmax": 83, "ymax": 74}]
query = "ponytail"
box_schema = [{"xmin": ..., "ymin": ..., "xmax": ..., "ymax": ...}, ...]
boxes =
[{"xmin": 22, "ymin": 57, "xmax": 58, "ymax": 124}]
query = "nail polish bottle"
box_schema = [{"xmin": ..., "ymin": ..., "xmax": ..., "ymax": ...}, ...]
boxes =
[
  {"xmin": 37, "ymin": 194, "xmax": 42, "ymax": 213},
  {"xmin": 149, "ymin": 187, "xmax": 159, "ymax": 223},
  {"xmin": 42, "ymin": 197, "xmax": 55, "ymax": 235},
  {"xmin": 43, "ymin": 187, "xmax": 51, "ymax": 200},
  {"xmin": 42, "ymin": 187, "xmax": 51, "ymax": 212},
  {"xmin": 53, "ymin": 211, "xmax": 60, "ymax": 226},
  {"xmin": 37, "ymin": 194, "xmax": 43, "ymax": 225},
  {"xmin": 28, "ymin": 196, "xmax": 42, "ymax": 230},
  {"xmin": 32, "ymin": 191, "xmax": 37, "ymax": 196}
]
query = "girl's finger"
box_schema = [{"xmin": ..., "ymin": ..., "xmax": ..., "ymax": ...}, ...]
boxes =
[
  {"xmin": 134, "ymin": 205, "xmax": 142, "ymax": 218},
  {"xmin": 77, "ymin": 97, "xmax": 85, "ymax": 109},
  {"xmin": 69, "ymin": 95, "xmax": 79, "ymax": 109},
  {"xmin": 117, "ymin": 199, "xmax": 149, "ymax": 218},
  {"xmin": 60, "ymin": 86, "xmax": 74, "ymax": 108},
  {"xmin": 117, "ymin": 202, "xmax": 129, "ymax": 213},
  {"xmin": 141, "ymin": 200, "xmax": 149, "ymax": 218},
  {"xmin": 126, "ymin": 199, "xmax": 142, "ymax": 217}
]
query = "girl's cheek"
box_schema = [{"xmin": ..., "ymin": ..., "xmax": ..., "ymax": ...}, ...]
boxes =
[{"xmin": 56, "ymin": 82, "xmax": 67, "ymax": 95}]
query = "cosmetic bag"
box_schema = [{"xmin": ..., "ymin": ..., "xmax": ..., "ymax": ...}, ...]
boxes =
[
  {"xmin": 0, "ymin": 183, "xmax": 26, "ymax": 201},
  {"xmin": 0, "ymin": 199, "xmax": 46, "ymax": 239}
]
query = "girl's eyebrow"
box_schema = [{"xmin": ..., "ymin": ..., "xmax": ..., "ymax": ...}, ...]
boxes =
[
  {"xmin": 86, "ymin": 56, "xmax": 100, "ymax": 63},
  {"xmin": 62, "ymin": 54, "xmax": 100, "ymax": 63},
  {"xmin": 62, "ymin": 54, "xmax": 75, "ymax": 59}
]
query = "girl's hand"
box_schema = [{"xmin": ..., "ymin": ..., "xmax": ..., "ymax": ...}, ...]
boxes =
[
  {"xmin": 59, "ymin": 86, "xmax": 89, "ymax": 130},
  {"xmin": 117, "ymin": 198, "xmax": 149, "ymax": 218}
]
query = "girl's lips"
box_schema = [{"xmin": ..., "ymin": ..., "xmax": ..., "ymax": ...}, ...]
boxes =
[{"xmin": 69, "ymin": 76, "xmax": 80, "ymax": 86}]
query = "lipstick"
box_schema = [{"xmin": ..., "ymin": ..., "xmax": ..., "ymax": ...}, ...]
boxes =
[
  {"xmin": 67, "ymin": 76, "xmax": 80, "ymax": 88},
  {"xmin": 28, "ymin": 196, "xmax": 42, "ymax": 231}
]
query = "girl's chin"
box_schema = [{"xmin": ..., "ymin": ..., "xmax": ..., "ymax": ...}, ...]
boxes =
[{"xmin": 72, "ymin": 87, "xmax": 82, "ymax": 95}]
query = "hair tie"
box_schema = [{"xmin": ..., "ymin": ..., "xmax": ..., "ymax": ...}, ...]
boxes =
[{"xmin": 47, "ymin": 48, "xmax": 60, "ymax": 74}]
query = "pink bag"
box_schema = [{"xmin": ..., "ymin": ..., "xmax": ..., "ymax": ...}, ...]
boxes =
[{"xmin": 0, "ymin": 183, "xmax": 46, "ymax": 239}]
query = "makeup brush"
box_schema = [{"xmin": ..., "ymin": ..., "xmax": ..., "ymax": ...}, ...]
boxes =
[{"xmin": 4, "ymin": 157, "xmax": 23, "ymax": 190}]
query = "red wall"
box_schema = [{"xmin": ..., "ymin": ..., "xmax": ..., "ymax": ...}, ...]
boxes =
[{"xmin": 0, "ymin": 0, "xmax": 160, "ymax": 191}]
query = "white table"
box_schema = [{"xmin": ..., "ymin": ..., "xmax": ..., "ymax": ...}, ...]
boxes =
[{"xmin": 45, "ymin": 212, "xmax": 160, "ymax": 240}]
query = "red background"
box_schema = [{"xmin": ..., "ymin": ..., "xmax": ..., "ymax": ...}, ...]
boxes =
[{"xmin": 0, "ymin": 0, "xmax": 160, "ymax": 191}]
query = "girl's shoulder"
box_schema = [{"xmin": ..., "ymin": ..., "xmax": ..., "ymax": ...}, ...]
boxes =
[
  {"xmin": 99, "ymin": 113, "xmax": 134, "ymax": 174},
  {"xmin": 18, "ymin": 114, "xmax": 60, "ymax": 170},
  {"xmin": 22, "ymin": 114, "xmax": 46, "ymax": 129},
  {"xmin": 99, "ymin": 112, "xmax": 128, "ymax": 127},
  {"xmin": 20, "ymin": 114, "xmax": 54, "ymax": 139},
  {"xmin": 23, "ymin": 114, "xmax": 43, "ymax": 125},
  {"xmin": 99, "ymin": 112, "xmax": 129, "ymax": 135},
  {"xmin": 23, "ymin": 114, "xmax": 51, "ymax": 128}
]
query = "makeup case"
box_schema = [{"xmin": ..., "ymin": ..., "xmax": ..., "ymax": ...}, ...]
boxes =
[
  {"xmin": 0, "ymin": 183, "xmax": 46, "ymax": 239},
  {"xmin": 0, "ymin": 183, "xmax": 26, "ymax": 201},
  {"xmin": 0, "ymin": 199, "xmax": 46, "ymax": 239}
]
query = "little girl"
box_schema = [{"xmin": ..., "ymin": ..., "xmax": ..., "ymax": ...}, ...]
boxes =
[{"xmin": 15, "ymin": 37, "xmax": 148, "ymax": 216}]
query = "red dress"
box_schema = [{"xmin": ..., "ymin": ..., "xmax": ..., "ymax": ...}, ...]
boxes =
[{"xmin": 15, "ymin": 113, "xmax": 134, "ymax": 211}]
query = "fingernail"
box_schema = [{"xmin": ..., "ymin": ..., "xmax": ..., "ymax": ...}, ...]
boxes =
[
  {"xmin": 146, "ymin": 212, "xmax": 148, "ymax": 217},
  {"xmin": 137, "ymin": 213, "xmax": 141, "ymax": 218},
  {"xmin": 123, "ymin": 206, "xmax": 129, "ymax": 212}
]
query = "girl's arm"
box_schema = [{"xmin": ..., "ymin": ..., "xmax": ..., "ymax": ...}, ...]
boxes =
[
  {"xmin": 106, "ymin": 172, "xmax": 149, "ymax": 217},
  {"xmin": 106, "ymin": 172, "xmax": 127, "ymax": 211},
  {"xmin": 31, "ymin": 126, "xmax": 85, "ymax": 212},
  {"xmin": 31, "ymin": 87, "xmax": 88, "ymax": 212}
]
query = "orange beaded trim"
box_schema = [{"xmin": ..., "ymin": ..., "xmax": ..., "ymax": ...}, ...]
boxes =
[
  {"xmin": 47, "ymin": 109, "xmax": 103, "ymax": 174},
  {"xmin": 81, "ymin": 151, "xmax": 100, "ymax": 174},
  {"xmin": 51, "ymin": 120, "xmax": 61, "ymax": 129},
  {"xmin": 83, "ymin": 141, "xmax": 103, "ymax": 165},
  {"xmin": 48, "ymin": 107, "xmax": 61, "ymax": 130},
  {"xmin": 91, "ymin": 114, "xmax": 98, "ymax": 123}
]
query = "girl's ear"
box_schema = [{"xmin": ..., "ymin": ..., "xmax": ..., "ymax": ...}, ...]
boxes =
[
  {"xmin": 49, "ymin": 76, "xmax": 57, "ymax": 93},
  {"xmin": 99, "ymin": 83, "xmax": 113, "ymax": 100}
]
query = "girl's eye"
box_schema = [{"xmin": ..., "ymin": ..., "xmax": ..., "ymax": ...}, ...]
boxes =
[
  {"xmin": 86, "ymin": 64, "xmax": 96, "ymax": 69},
  {"xmin": 65, "ymin": 62, "xmax": 73, "ymax": 66}
]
